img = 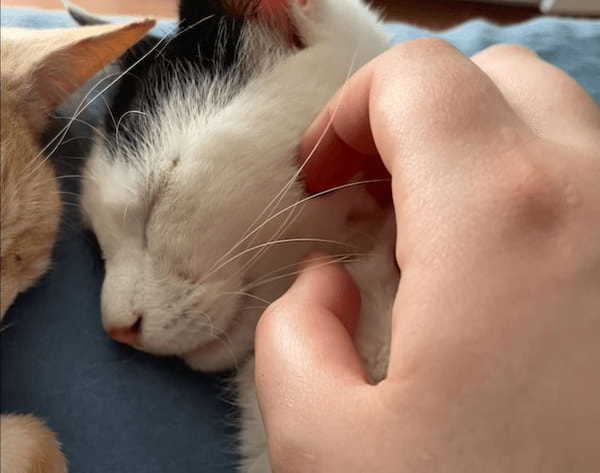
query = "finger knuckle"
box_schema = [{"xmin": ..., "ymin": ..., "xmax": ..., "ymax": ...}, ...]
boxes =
[
  {"xmin": 495, "ymin": 157, "xmax": 567, "ymax": 233},
  {"xmin": 551, "ymin": 70, "xmax": 595, "ymax": 111},
  {"xmin": 257, "ymin": 300, "xmax": 285, "ymax": 333},
  {"xmin": 269, "ymin": 437, "xmax": 319, "ymax": 473},
  {"xmin": 257, "ymin": 297, "xmax": 306, "ymax": 338},
  {"xmin": 389, "ymin": 37, "xmax": 456, "ymax": 59},
  {"xmin": 477, "ymin": 43, "xmax": 537, "ymax": 62},
  {"xmin": 377, "ymin": 39, "xmax": 500, "ymax": 141}
]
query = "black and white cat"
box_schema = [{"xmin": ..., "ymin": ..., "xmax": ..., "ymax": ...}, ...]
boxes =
[{"xmin": 74, "ymin": 0, "xmax": 397, "ymax": 471}]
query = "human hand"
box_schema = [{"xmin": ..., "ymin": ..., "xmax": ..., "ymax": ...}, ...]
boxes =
[{"xmin": 255, "ymin": 39, "xmax": 600, "ymax": 473}]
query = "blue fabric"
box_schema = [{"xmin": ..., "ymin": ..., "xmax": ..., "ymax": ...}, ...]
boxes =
[
  {"xmin": 1, "ymin": 7, "xmax": 599, "ymax": 473},
  {"xmin": 1, "ymin": 9, "xmax": 237, "ymax": 473},
  {"xmin": 1, "ymin": 8, "xmax": 598, "ymax": 102},
  {"xmin": 387, "ymin": 17, "xmax": 600, "ymax": 104}
]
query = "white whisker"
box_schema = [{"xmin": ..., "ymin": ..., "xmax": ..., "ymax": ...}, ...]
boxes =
[
  {"xmin": 209, "ymin": 49, "xmax": 361, "ymax": 274},
  {"xmin": 202, "ymin": 238, "xmax": 354, "ymax": 284},
  {"xmin": 157, "ymin": 16, "xmax": 215, "ymax": 57},
  {"xmin": 217, "ymin": 178, "xmax": 389, "ymax": 278},
  {"xmin": 245, "ymin": 254, "xmax": 363, "ymax": 292},
  {"xmin": 101, "ymin": 95, "xmax": 118, "ymax": 135},
  {"xmin": 218, "ymin": 291, "xmax": 272, "ymax": 306},
  {"xmin": 247, "ymin": 251, "xmax": 366, "ymax": 286},
  {"xmin": 22, "ymin": 34, "xmax": 172, "ymax": 183},
  {"xmin": 116, "ymin": 110, "xmax": 147, "ymax": 149}
]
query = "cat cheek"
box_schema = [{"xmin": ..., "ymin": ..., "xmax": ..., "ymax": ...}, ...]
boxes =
[{"xmin": 299, "ymin": 131, "xmax": 365, "ymax": 195}]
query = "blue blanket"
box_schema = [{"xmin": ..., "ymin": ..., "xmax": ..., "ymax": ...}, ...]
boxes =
[{"xmin": 1, "ymin": 7, "xmax": 599, "ymax": 473}]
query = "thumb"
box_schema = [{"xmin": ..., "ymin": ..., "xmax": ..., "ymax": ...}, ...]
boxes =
[{"xmin": 255, "ymin": 256, "xmax": 367, "ymax": 435}]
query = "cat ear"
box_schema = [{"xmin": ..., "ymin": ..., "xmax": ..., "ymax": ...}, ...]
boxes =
[
  {"xmin": 63, "ymin": 0, "xmax": 109, "ymax": 26},
  {"xmin": 179, "ymin": 0, "xmax": 231, "ymax": 27},
  {"xmin": 223, "ymin": 0, "xmax": 302, "ymax": 16},
  {"xmin": 223, "ymin": 0, "xmax": 306, "ymax": 46},
  {"xmin": 3, "ymin": 20, "xmax": 155, "ymax": 112}
]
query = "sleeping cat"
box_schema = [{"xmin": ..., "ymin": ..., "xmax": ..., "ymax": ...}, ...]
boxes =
[
  {"xmin": 73, "ymin": 0, "xmax": 397, "ymax": 471},
  {"xmin": 0, "ymin": 20, "xmax": 155, "ymax": 473}
]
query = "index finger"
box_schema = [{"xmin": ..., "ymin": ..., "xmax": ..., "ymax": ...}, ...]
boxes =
[{"xmin": 299, "ymin": 38, "xmax": 532, "ymax": 198}]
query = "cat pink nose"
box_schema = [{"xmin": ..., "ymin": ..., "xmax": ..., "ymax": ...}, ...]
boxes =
[{"xmin": 108, "ymin": 314, "xmax": 142, "ymax": 346}]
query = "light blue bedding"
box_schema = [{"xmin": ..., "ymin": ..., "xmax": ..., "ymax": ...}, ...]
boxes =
[{"xmin": 2, "ymin": 7, "xmax": 598, "ymax": 101}]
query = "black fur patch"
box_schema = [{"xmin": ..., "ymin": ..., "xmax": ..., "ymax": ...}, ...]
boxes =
[{"xmin": 103, "ymin": 0, "xmax": 246, "ymax": 155}]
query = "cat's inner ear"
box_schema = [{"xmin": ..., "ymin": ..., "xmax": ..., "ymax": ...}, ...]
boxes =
[
  {"xmin": 226, "ymin": 0, "xmax": 307, "ymax": 46},
  {"xmin": 299, "ymin": 128, "xmax": 392, "ymax": 207},
  {"xmin": 16, "ymin": 20, "xmax": 155, "ymax": 112},
  {"xmin": 226, "ymin": 0, "xmax": 308, "ymax": 14}
]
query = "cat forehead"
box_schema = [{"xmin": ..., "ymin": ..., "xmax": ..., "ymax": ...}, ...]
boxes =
[
  {"xmin": 102, "ymin": 19, "xmax": 290, "ymax": 155},
  {"xmin": 89, "ymin": 71, "xmax": 305, "ymax": 251},
  {"xmin": 93, "ymin": 86, "xmax": 278, "ymax": 193},
  {"xmin": 104, "ymin": 43, "xmax": 297, "ymax": 167}
]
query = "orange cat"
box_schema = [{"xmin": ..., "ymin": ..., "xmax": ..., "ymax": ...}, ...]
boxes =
[{"xmin": 0, "ymin": 19, "xmax": 155, "ymax": 473}]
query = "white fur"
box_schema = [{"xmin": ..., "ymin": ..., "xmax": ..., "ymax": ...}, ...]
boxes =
[
  {"xmin": 237, "ymin": 219, "xmax": 399, "ymax": 472},
  {"xmin": 81, "ymin": 1, "xmax": 393, "ymax": 471}
]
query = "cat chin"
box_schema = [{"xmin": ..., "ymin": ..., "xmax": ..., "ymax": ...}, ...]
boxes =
[
  {"xmin": 181, "ymin": 313, "xmax": 257, "ymax": 373},
  {"xmin": 182, "ymin": 339, "xmax": 252, "ymax": 373}
]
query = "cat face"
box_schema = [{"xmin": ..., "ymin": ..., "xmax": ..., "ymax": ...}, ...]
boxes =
[
  {"xmin": 0, "ymin": 22, "xmax": 154, "ymax": 318},
  {"xmin": 0, "ymin": 88, "xmax": 61, "ymax": 317},
  {"xmin": 81, "ymin": 0, "xmax": 388, "ymax": 371}
]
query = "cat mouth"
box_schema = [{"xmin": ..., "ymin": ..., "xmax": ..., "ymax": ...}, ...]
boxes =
[
  {"xmin": 184, "ymin": 312, "xmax": 243, "ymax": 358},
  {"xmin": 181, "ymin": 296, "xmax": 261, "ymax": 371}
]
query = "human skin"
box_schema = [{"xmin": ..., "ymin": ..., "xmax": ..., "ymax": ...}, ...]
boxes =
[{"xmin": 255, "ymin": 38, "xmax": 600, "ymax": 473}]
